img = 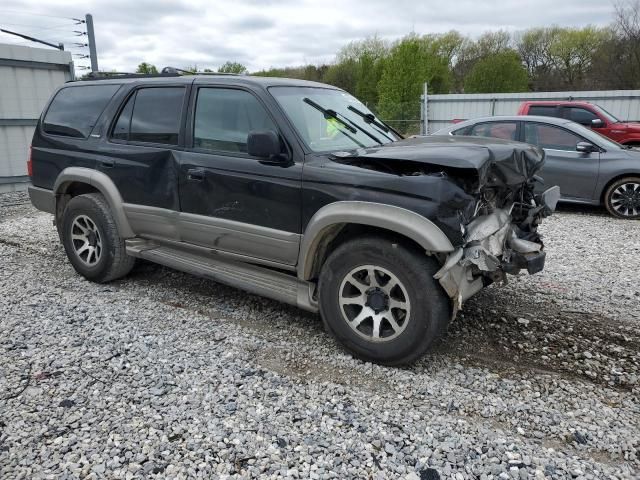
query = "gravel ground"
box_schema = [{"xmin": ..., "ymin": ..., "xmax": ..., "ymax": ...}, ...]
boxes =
[{"xmin": 0, "ymin": 193, "xmax": 638, "ymax": 479}]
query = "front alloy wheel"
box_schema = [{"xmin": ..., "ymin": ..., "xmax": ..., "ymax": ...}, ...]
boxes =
[
  {"xmin": 339, "ymin": 265, "xmax": 411, "ymax": 342},
  {"xmin": 605, "ymin": 177, "xmax": 640, "ymax": 219},
  {"xmin": 318, "ymin": 235, "xmax": 451, "ymax": 365}
]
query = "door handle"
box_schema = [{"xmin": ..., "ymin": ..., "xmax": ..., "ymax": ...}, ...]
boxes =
[
  {"xmin": 187, "ymin": 168, "xmax": 205, "ymax": 181},
  {"xmin": 101, "ymin": 160, "xmax": 115, "ymax": 168}
]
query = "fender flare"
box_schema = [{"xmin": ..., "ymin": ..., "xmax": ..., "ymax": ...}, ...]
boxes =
[
  {"xmin": 53, "ymin": 167, "xmax": 135, "ymax": 238},
  {"xmin": 297, "ymin": 201, "xmax": 455, "ymax": 280}
]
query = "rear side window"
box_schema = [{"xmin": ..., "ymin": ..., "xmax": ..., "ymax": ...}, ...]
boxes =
[
  {"xmin": 468, "ymin": 122, "xmax": 517, "ymax": 141},
  {"xmin": 193, "ymin": 88, "xmax": 276, "ymax": 154},
  {"xmin": 112, "ymin": 87, "xmax": 185, "ymax": 145},
  {"xmin": 43, "ymin": 85, "xmax": 120, "ymax": 138},
  {"xmin": 528, "ymin": 106, "xmax": 560, "ymax": 118}
]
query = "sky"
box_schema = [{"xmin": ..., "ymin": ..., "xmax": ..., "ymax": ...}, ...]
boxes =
[{"xmin": 0, "ymin": 0, "xmax": 616, "ymax": 74}]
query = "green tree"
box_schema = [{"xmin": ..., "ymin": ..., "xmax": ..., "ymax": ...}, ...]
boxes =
[
  {"xmin": 548, "ymin": 27, "xmax": 608, "ymax": 89},
  {"xmin": 217, "ymin": 61, "xmax": 247, "ymax": 74},
  {"xmin": 376, "ymin": 34, "xmax": 451, "ymax": 133},
  {"xmin": 323, "ymin": 59, "xmax": 358, "ymax": 93},
  {"xmin": 135, "ymin": 62, "xmax": 158, "ymax": 74},
  {"xmin": 464, "ymin": 50, "xmax": 529, "ymax": 93}
]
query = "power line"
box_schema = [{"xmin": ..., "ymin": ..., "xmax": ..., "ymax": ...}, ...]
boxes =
[{"xmin": 0, "ymin": 10, "xmax": 80, "ymax": 21}]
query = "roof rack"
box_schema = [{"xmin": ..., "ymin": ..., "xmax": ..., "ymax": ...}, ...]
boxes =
[
  {"xmin": 76, "ymin": 71, "xmax": 180, "ymax": 81},
  {"xmin": 160, "ymin": 66, "xmax": 248, "ymax": 76},
  {"xmin": 74, "ymin": 66, "xmax": 249, "ymax": 81}
]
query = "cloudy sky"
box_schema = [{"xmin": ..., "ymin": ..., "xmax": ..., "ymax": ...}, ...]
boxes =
[{"xmin": 0, "ymin": 0, "xmax": 616, "ymax": 73}]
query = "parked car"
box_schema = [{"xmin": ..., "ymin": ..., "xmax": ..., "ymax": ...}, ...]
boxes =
[
  {"xmin": 28, "ymin": 72, "xmax": 557, "ymax": 365},
  {"xmin": 435, "ymin": 115, "xmax": 640, "ymax": 219},
  {"xmin": 518, "ymin": 101, "xmax": 640, "ymax": 147}
]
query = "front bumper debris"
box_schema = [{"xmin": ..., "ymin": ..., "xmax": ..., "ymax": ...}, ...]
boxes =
[{"xmin": 434, "ymin": 186, "xmax": 559, "ymax": 316}]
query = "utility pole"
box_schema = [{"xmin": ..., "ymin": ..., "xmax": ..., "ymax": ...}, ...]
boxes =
[{"xmin": 85, "ymin": 14, "xmax": 98, "ymax": 73}]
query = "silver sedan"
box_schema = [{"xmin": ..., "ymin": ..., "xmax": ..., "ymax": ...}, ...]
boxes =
[{"xmin": 434, "ymin": 115, "xmax": 640, "ymax": 219}]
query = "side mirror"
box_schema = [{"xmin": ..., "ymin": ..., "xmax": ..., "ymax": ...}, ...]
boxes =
[
  {"xmin": 576, "ymin": 142, "xmax": 596, "ymax": 153},
  {"xmin": 591, "ymin": 118, "xmax": 605, "ymax": 128},
  {"xmin": 247, "ymin": 130, "xmax": 281, "ymax": 158}
]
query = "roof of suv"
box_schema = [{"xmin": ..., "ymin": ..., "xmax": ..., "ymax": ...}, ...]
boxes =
[{"xmin": 68, "ymin": 74, "xmax": 336, "ymax": 90}]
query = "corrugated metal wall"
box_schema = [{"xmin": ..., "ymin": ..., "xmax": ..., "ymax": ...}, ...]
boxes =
[
  {"xmin": 422, "ymin": 89, "xmax": 640, "ymax": 134},
  {"xmin": 0, "ymin": 43, "xmax": 73, "ymax": 192}
]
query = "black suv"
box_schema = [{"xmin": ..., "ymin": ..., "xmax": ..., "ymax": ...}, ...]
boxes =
[{"xmin": 28, "ymin": 72, "xmax": 558, "ymax": 365}]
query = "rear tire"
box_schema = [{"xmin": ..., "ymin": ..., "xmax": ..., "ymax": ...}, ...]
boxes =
[
  {"xmin": 604, "ymin": 176, "xmax": 640, "ymax": 219},
  {"xmin": 59, "ymin": 193, "xmax": 135, "ymax": 282},
  {"xmin": 318, "ymin": 235, "xmax": 451, "ymax": 366}
]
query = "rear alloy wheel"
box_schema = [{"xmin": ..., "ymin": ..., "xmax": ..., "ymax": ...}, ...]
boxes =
[
  {"xmin": 319, "ymin": 235, "xmax": 451, "ymax": 365},
  {"xmin": 60, "ymin": 193, "xmax": 135, "ymax": 282},
  {"xmin": 604, "ymin": 177, "xmax": 640, "ymax": 219}
]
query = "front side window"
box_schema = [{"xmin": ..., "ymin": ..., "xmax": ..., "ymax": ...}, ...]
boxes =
[
  {"xmin": 468, "ymin": 122, "xmax": 517, "ymax": 141},
  {"xmin": 43, "ymin": 85, "xmax": 120, "ymax": 138},
  {"xmin": 524, "ymin": 123, "xmax": 584, "ymax": 151},
  {"xmin": 269, "ymin": 86, "xmax": 400, "ymax": 153},
  {"xmin": 193, "ymin": 88, "xmax": 277, "ymax": 153},
  {"xmin": 112, "ymin": 87, "xmax": 185, "ymax": 145},
  {"xmin": 565, "ymin": 107, "xmax": 598, "ymax": 126}
]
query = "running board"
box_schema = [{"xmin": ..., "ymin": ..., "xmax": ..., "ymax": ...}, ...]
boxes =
[{"xmin": 125, "ymin": 239, "xmax": 318, "ymax": 312}]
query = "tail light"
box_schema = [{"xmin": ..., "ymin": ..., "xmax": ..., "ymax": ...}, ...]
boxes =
[{"xmin": 27, "ymin": 145, "xmax": 33, "ymax": 177}]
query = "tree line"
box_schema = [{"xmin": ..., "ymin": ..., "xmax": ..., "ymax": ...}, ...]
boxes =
[{"xmin": 136, "ymin": 1, "xmax": 640, "ymax": 133}]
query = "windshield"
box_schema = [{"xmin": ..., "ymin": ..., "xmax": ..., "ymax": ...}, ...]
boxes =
[
  {"xmin": 269, "ymin": 86, "xmax": 401, "ymax": 152},
  {"xmin": 593, "ymin": 105, "xmax": 620, "ymax": 123}
]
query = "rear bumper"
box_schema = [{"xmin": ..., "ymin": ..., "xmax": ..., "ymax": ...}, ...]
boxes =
[{"xmin": 28, "ymin": 186, "xmax": 55, "ymax": 214}]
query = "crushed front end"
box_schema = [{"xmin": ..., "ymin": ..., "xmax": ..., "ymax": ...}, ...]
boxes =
[{"xmin": 430, "ymin": 138, "xmax": 560, "ymax": 315}]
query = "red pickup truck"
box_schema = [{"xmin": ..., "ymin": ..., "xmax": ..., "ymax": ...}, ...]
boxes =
[{"xmin": 518, "ymin": 101, "xmax": 640, "ymax": 147}]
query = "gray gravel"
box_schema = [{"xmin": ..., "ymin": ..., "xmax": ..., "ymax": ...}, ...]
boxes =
[{"xmin": 0, "ymin": 193, "xmax": 638, "ymax": 479}]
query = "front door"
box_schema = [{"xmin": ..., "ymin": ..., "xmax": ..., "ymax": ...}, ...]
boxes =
[
  {"xmin": 522, "ymin": 122, "xmax": 600, "ymax": 201},
  {"xmin": 176, "ymin": 86, "xmax": 303, "ymax": 266}
]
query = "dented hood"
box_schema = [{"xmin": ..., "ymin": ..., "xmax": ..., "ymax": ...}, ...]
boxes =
[{"xmin": 338, "ymin": 135, "xmax": 546, "ymax": 189}]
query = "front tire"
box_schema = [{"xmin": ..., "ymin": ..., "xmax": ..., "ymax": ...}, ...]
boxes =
[
  {"xmin": 59, "ymin": 193, "xmax": 135, "ymax": 282},
  {"xmin": 318, "ymin": 235, "xmax": 451, "ymax": 366},
  {"xmin": 604, "ymin": 177, "xmax": 640, "ymax": 219}
]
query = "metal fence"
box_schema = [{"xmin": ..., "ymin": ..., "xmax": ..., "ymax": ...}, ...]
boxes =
[
  {"xmin": 0, "ymin": 43, "xmax": 73, "ymax": 193},
  {"xmin": 420, "ymin": 87, "xmax": 640, "ymax": 135}
]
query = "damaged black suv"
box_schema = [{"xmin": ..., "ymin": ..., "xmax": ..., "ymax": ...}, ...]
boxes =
[{"xmin": 28, "ymin": 73, "xmax": 558, "ymax": 365}]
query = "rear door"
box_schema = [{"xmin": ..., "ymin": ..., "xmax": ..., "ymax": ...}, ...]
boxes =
[
  {"xmin": 522, "ymin": 122, "xmax": 600, "ymax": 201},
  {"xmin": 175, "ymin": 85, "xmax": 303, "ymax": 266},
  {"xmin": 102, "ymin": 84, "xmax": 189, "ymax": 215}
]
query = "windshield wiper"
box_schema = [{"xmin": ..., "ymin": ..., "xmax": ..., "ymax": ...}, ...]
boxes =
[
  {"xmin": 347, "ymin": 105, "xmax": 404, "ymax": 139},
  {"xmin": 303, "ymin": 98, "xmax": 383, "ymax": 146}
]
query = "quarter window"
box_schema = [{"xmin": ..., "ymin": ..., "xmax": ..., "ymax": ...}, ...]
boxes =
[
  {"xmin": 43, "ymin": 85, "xmax": 120, "ymax": 138},
  {"xmin": 524, "ymin": 123, "xmax": 583, "ymax": 151},
  {"xmin": 112, "ymin": 87, "xmax": 185, "ymax": 145},
  {"xmin": 193, "ymin": 88, "xmax": 277, "ymax": 154}
]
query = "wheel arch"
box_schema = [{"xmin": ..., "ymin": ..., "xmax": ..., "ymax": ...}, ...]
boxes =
[
  {"xmin": 600, "ymin": 172, "xmax": 640, "ymax": 204},
  {"xmin": 297, "ymin": 201, "xmax": 455, "ymax": 281},
  {"xmin": 53, "ymin": 167, "xmax": 135, "ymax": 238}
]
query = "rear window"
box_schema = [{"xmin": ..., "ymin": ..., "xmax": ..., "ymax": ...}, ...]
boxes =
[
  {"xmin": 43, "ymin": 85, "xmax": 120, "ymax": 138},
  {"xmin": 528, "ymin": 106, "xmax": 560, "ymax": 118}
]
